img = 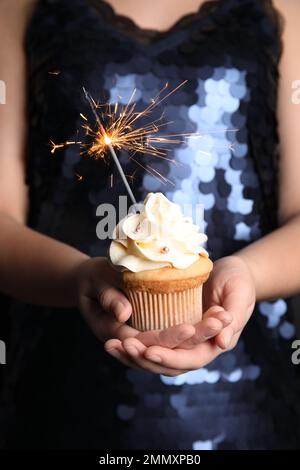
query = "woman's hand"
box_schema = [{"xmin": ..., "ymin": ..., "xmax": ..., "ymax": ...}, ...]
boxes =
[
  {"xmin": 202, "ymin": 255, "xmax": 256, "ymax": 350},
  {"xmin": 75, "ymin": 257, "xmax": 232, "ymax": 375},
  {"xmin": 108, "ymin": 256, "xmax": 256, "ymax": 375}
]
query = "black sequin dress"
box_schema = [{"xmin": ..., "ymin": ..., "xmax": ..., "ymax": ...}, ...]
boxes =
[{"xmin": 1, "ymin": 0, "xmax": 300, "ymax": 450}]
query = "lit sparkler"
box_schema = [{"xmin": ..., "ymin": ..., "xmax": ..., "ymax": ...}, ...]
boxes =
[
  {"xmin": 82, "ymin": 86, "xmax": 137, "ymax": 204},
  {"xmin": 50, "ymin": 81, "xmax": 237, "ymax": 201},
  {"xmin": 79, "ymin": 81, "xmax": 192, "ymax": 162}
]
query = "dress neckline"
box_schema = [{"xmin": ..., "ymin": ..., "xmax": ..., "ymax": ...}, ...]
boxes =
[{"xmin": 88, "ymin": 0, "xmax": 221, "ymax": 46}]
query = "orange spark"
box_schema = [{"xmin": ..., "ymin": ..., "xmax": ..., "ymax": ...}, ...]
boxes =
[
  {"xmin": 50, "ymin": 140, "xmax": 65, "ymax": 154},
  {"xmin": 50, "ymin": 140, "xmax": 82, "ymax": 154},
  {"xmin": 49, "ymin": 82, "xmax": 238, "ymax": 185},
  {"xmin": 104, "ymin": 134, "xmax": 112, "ymax": 145}
]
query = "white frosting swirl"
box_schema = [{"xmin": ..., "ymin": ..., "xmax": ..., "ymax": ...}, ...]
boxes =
[{"xmin": 109, "ymin": 192, "xmax": 208, "ymax": 272}]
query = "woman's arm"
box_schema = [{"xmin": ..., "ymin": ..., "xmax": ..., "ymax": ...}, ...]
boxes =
[
  {"xmin": 0, "ymin": 0, "xmax": 34, "ymax": 222},
  {"xmin": 0, "ymin": 213, "xmax": 89, "ymax": 306},
  {"xmin": 0, "ymin": 0, "xmax": 89, "ymax": 307},
  {"xmin": 237, "ymin": 0, "xmax": 300, "ymax": 301}
]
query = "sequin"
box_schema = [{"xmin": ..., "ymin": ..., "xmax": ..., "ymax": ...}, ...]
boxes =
[
  {"xmin": 193, "ymin": 440, "xmax": 213, "ymax": 450},
  {"xmin": 225, "ymin": 168, "xmax": 242, "ymax": 185},
  {"xmin": 279, "ymin": 321, "xmax": 296, "ymax": 340},
  {"xmin": 117, "ymin": 404, "xmax": 136, "ymax": 420},
  {"xmin": 170, "ymin": 394, "xmax": 188, "ymax": 410},
  {"xmin": 244, "ymin": 365, "xmax": 261, "ymax": 381},
  {"xmin": 234, "ymin": 222, "xmax": 251, "ymax": 241},
  {"xmin": 223, "ymin": 369, "xmax": 243, "ymax": 383},
  {"xmin": 225, "ymin": 68, "xmax": 240, "ymax": 83},
  {"xmin": 259, "ymin": 299, "xmax": 287, "ymax": 328},
  {"xmin": 198, "ymin": 166, "xmax": 215, "ymax": 183}
]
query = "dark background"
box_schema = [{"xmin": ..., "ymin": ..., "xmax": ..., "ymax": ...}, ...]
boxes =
[{"xmin": 291, "ymin": 296, "xmax": 300, "ymax": 336}]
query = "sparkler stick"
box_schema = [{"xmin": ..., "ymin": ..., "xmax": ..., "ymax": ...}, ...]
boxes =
[{"xmin": 82, "ymin": 86, "xmax": 137, "ymax": 205}]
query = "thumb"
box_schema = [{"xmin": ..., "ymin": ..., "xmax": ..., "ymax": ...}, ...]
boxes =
[
  {"xmin": 214, "ymin": 288, "xmax": 254, "ymax": 350},
  {"xmin": 99, "ymin": 285, "xmax": 132, "ymax": 322}
]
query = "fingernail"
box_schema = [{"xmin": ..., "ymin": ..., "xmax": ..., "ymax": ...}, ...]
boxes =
[
  {"xmin": 203, "ymin": 333, "xmax": 216, "ymax": 340},
  {"xmin": 125, "ymin": 346, "xmax": 139, "ymax": 358},
  {"xmin": 107, "ymin": 348, "xmax": 121, "ymax": 359},
  {"xmin": 148, "ymin": 355, "xmax": 162, "ymax": 363},
  {"xmin": 203, "ymin": 321, "xmax": 223, "ymax": 340},
  {"xmin": 115, "ymin": 300, "xmax": 124, "ymax": 316},
  {"xmin": 115, "ymin": 301, "xmax": 126, "ymax": 320},
  {"xmin": 222, "ymin": 333, "xmax": 232, "ymax": 349}
]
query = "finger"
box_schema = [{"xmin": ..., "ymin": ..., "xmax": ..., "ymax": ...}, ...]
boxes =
[
  {"xmin": 104, "ymin": 339, "xmax": 139, "ymax": 369},
  {"xmin": 178, "ymin": 316, "xmax": 224, "ymax": 349},
  {"xmin": 214, "ymin": 325, "xmax": 235, "ymax": 350},
  {"xmin": 134, "ymin": 309, "xmax": 231, "ymax": 350},
  {"xmin": 215, "ymin": 306, "xmax": 252, "ymax": 350},
  {"xmin": 122, "ymin": 337, "xmax": 189, "ymax": 376},
  {"xmin": 99, "ymin": 285, "xmax": 132, "ymax": 322},
  {"xmin": 222, "ymin": 288, "xmax": 253, "ymax": 332},
  {"xmin": 107, "ymin": 348, "xmax": 137, "ymax": 368},
  {"xmin": 214, "ymin": 291, "xmax": 255, "ymax": 349},
  {"xmin": 81, "ymin": 293, "xmax": 139, "ymax": 342},
  {"xmin": 100, "ymin": 315, "xmax": 141, "ymax": 341},
  {"xmin": 143, "ymin": 340, "xmax": 222, "ymax": 370},
  {"xmin": 175, "ymin": 307, "xmax": 233, "ymax": 349},
  {"xmin": 107, "ymin": 324, "xmax": 194, "ymax": 375},
  {"xmin": 105, "ymin": 338, "xmax": 125, "ymax": 351},
  {"xmin": 135, "ymin": 323, "xmax": 195, "ymax": 348},
  {"xmin": 203, "ymin": 306, "xmax": 233, "ymax": 327}
]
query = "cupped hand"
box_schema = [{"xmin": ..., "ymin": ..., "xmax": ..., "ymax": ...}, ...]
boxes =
[
  {"xmin": 75, "ymin": 257, "xmax": 232, "ymax": 375},
  {"xmin": 75, "ymin": 256, "xmax": 194, "ymax": 374},
  {"xmin": 106, "ymin": 256, "xmax": 256, "ymax": 375}
]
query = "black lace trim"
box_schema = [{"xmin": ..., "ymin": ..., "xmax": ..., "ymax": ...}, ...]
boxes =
[{"xmin": 88, "ymin": 0, "xmax": 221, "ymax": 45}]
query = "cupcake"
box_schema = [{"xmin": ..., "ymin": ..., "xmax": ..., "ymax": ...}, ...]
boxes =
[{"xmin": 109, "ymin": 193, "xmax": 213, "ymax": 331}]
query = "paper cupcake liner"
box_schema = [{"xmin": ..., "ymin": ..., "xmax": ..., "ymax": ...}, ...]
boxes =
[{"xmin": 126, "ymin": 285, "xmax": 203, "ymax": 331}]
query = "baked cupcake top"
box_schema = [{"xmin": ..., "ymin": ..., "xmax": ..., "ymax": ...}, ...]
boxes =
[{"xmin": 109, "ymin": 192, "xmax": 209, "ymax": 272}]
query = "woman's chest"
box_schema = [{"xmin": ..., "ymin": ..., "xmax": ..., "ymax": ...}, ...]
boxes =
[{"xmin": 26, "ymin": 0, "xmax": 280, "ymax": 252}]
